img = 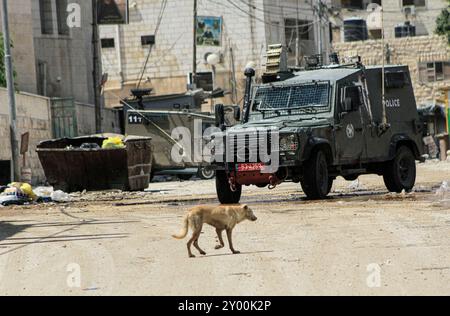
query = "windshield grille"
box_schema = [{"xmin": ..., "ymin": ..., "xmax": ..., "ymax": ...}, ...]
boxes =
[{"xmin": 254, "ymin": 82, "xmax": 330, "ymax": 110}]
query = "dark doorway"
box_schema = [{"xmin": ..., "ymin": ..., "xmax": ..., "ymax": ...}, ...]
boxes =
[{"xmin": 0, "ymin": 161, "xmax": 10, "ymax": 185}]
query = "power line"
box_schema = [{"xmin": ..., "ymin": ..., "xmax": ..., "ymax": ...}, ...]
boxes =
[
  {"xmin": 136, "ymin": 0, "xmax": 168, "ymax": 89},
  {"xmin": 222, "ymin": 0, "xmax": 318, "ymax": 29}
]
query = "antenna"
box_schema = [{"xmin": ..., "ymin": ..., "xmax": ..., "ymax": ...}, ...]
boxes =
[{"xmin": 368, "ymin": 3, "xmax": 389, "ymax": 131}]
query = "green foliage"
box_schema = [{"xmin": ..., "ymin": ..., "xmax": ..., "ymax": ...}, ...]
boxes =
[
  {"xmin": 435, "ymin": 3, "xmax": 450, "ymax": 44},
  {"xmin": 0, "ymin": 33, "xmax": 6, "ymax": 88},
  {"xmin": 0, "ymin": 33, "xmax": 17, "ymax": 88}
]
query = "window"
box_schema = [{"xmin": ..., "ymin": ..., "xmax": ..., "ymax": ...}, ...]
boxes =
[
  {"xmin": 56, "ymin": 0, "xmax": 69, "ymax": 35},
  {"xmin": 39, "ymin": 0, "xmax": 54, "ymax": 35},
  {"xmin": 385, "ymin": 71, "xmax": 410, "ymax": 89},
  {"xmin": 254, "ymin": 82, "xmax": 330, "ymax": 110},
  {"xmin": 141, "ymin": 35, "xmax": 156, "ymax": 46},
  {"xmin": 402, "ymin": 0, "xmax": 426, "ymax": 7},
  {"xmin": 101, "ymin": 38, "xmax": 115, "ymax": 48},
  {"xmin": 285, "ymin": 19, "xmax": 312, "ymax": 42},
  {"xmin": 419, "ymin": 61, "xmax": 450, "ymax": 82}
]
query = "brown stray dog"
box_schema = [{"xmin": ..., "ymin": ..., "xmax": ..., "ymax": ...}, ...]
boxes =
[{"xmin": 172, "ymin": 205, "xmax": 258, "ymax": 258}]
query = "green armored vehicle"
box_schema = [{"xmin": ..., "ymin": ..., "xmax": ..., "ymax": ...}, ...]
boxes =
[{"xmin": 211, "ymin": 61, "xmax": 425, "ymax": 204}]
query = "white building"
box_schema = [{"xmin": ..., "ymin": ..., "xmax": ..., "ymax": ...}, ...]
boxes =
[
  {"xmin": 100, "ymin": 0, "xmax": 330, "ymax": 107},
  {"xmin": 328, "ymin": 0, "xmax": 449, "ymax": 42},
  {"xmin": 0, "ymin": 0, "xmax": 97, "ymax": 104}
]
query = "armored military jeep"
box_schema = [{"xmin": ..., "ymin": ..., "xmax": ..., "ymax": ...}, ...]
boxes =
[{"xmin": 211, "ymin": 62, "xmax": 424, "ymax": 204}]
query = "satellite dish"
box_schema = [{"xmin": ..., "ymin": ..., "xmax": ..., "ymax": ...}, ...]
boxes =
[{"xmin": 367, "ymin": 3, "xmax": 382, "ymax": 13}]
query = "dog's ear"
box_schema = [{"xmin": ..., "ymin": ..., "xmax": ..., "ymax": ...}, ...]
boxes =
[{"xmin": 242, "ymin": 204, "xmax": 249, "ymax": 210}]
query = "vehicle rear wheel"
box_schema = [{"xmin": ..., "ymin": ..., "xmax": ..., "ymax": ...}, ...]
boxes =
[
  {"xmin": 301, "ymin": 150, "xmax": 330, "ymax": 200},
  {"xmin": 383, "ymin": 146, "xmax": 416, "ymax": 193},
  {"xmin": 198, "ymin": 166, "xmax": 216, "ymax": 180},
  {"xmin": 216, "ymin": 170, "xmax": 242, "ymax": 204},
  {"xmin": 327, "ymin": 178, "xmax": 334, "ymax": 195}
]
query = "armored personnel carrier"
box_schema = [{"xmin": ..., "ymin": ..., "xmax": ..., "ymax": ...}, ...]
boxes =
[{"xmin": 211, "ymin": 60, "xmax": 424, "ymax": 203}]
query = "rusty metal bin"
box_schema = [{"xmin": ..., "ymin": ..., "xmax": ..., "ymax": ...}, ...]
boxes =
[{"xmin": 37, "ymin": 134, "xmax": 152, "ymax": 192}]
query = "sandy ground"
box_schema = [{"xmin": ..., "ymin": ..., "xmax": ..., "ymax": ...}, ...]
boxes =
[{"xmin": 0, "ymin": 162, "xmax": 449, "ymax": 296}]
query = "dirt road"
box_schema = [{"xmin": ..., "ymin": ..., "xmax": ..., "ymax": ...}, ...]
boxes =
[{"xmin": 0, "ymin": 162, "xmax": 449, "ymax": 295}]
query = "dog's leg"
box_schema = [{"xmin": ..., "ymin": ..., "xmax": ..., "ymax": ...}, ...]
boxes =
[
  {"xmin": 226, "ymin": 229, "xmax": 240, "ymax": 254},
  {"xmin": 187, "ymin": 234, "xmax": 197, "ymax": 258},
  {"xmin": 215, "ymin": 229, "xmax": 225, "ymax": 250},
  {"xmin": 193, "ymin": 226, "xmax": 206, "ymax": 256}
]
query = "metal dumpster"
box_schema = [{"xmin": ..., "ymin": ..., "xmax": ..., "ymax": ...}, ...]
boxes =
[{"xmin": 37, "ymin": 134, "xmax": 152, "ymax": 192}]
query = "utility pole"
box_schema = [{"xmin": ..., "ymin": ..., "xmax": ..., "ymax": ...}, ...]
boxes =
[
  {"xmin": 92, "ymin": 0, "xmax": 102, "ymax": 133},
  {"xmin": 316, "ymin": 0, "xmax": 323, "ymax": 61},
  {"xmin": 295, "ymin": 0, "xmax": 300, "ymax": 67},
  {"xmin": 381, "ymin": 3, "xmax": 387, "ymax": 127},
  {"xmin": 192, "ymin": 0, "xmax": 198, "ymax": 89},
  {"xmin": 1, "ymin": 0, "xmax": 20, "ymax": 182}
]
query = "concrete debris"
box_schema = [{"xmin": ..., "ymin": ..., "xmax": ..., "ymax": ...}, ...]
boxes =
[
  {"xmin": 384, "ymin": 190, "xmax": 417, "ymax": 201},
  {"xmin": 435, "ymin": 181, "xmax": 449, "ymax": 198},
  {"xmin": 348, "ymin": 179, "xmax": 367, "ymax": 191}
]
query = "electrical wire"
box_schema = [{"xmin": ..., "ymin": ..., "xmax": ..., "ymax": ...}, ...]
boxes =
[{"xmin": 136, "ymin": 0, "xmax": 168, "ymax": 89}]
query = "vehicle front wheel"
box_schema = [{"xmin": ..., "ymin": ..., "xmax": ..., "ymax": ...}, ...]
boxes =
[
  {"xmin": 198, "ymin": 166, "xmax": 216, "ymax": 180},
  {"xmin": 383, "ymin": 146, "xmax": 416, "ymax": 193},
  {"xmin": 216, "ymin": 170, "xmax": 242, "ymax": 204},
  {"xmin": 301, "ymin": 150, "xmax": 330, "ymax": 200}
]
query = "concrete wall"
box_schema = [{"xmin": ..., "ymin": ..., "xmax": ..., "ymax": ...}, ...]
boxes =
[
  {"xmin": 0, "ymin": 88, "xmax": 52, "ymax": 184},
  {"xmin": 75, "ymin": 102, "xmax": 122, "ymax": 136},
  {"xmin": 0, "ymin": 0, "xmax": 38, "ymax": 94},
  {"xmin": 31, "ymin": 0, "xmax": 96, "ymax": 104},
  {"xmin": 333, "ymin": 35, "xmax": 450, "ymax": 105},
  {"xmin": 99, "ymin": 0, "xmax": 322, "ymax": 108}
]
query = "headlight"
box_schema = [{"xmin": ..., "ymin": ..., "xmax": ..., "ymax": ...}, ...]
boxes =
[{"xmin": 279, "ymin": 134, "xmax": 299, "ymax": 152}]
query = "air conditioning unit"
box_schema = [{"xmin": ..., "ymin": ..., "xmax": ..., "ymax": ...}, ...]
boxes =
[{"xmin": 403, "ymin": 5, "xmax": 416, "ymax": 17}]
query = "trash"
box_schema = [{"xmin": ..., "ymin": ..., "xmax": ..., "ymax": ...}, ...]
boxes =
[
  {"xmin": 80, "ymin": 143, "xmax": 101, "ymax": 150},
  {"xmin": 34, "ymin": 186, "xmax": 54, "ymax": 198},
  {"xmin": 384, "ymin": 190, "xmax": 416, "ymax": 200},
  {"xmin": 436, "ymin": 181, "xmax": 449, "ymax": 197},
  {"xmin": 348, "ymin": 179, "xmax": 367, "ymax": 191},
  {"xmin": 37, "ymin": 135, "xmax": 152, "ymax": 193},
  {"xmin": 102, "ymin": 137, "xmax": 125, "ymax": 149},
  {"xmin": 10, "ymin": 182, "xmax": 37, "ymax": 201},
  {"xmin": 0, "ymin": 187, "xmax": 30, "ymax": 206},
  {"xmin": 51, "ymin": 190, "xmax": 72, "ymax": 203}
]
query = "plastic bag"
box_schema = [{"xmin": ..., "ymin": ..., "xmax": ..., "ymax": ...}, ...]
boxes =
[
  {"xmin": 0, "ymin": 187, "xmax": 30, "ymax": 206},
  {"xmin": 9, "ymin": 182, "xmax": 37, "ymax": 201},
  {"xmin": 51, "ymin": 190, "xmax": 72, "ymax": 203},
  {"xmin": 102, "ymin": 137, "xmax": 125, "ymax": 149}
]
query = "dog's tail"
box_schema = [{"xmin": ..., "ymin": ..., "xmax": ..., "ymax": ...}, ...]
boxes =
[{"xmin": 172, "ymin": 215, "xmax": 189, "ymax": 239}]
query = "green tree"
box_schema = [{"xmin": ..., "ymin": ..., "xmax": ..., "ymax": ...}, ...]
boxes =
[
  {"xmin": 0, "ymin": 33, "xmax": 6, "ymax": 87},
  {"xmin": 435, "ymin": 2, "xmax": 450, "ymax": 44},
  {"xmin": 0, "ymin": 33, "xmax": 17, "ymax": 88}
]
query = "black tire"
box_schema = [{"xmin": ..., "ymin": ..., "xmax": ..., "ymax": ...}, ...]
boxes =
[
  {"xmin": 198, "ymin": 166, "xmax": 216, "ymax": 180},
  {"xmin": 327, "ymin": 178, "xmax": 334, "ymax": 195},
  {"xmin": 301, "ymin": 150, "xmax": 330, "ymax": 200},
  {"xmin": 149, "ymin": 170, "xmax": 155, "ymax": 183},
  {"xmin": 383, "ymin": 146, "xmax": 416, "ymax": 193},
  {"xmin": 216, "ymin": 170, "xmax": 242, "ymax": 204},
  {"xmin": 178, "ymin": 174, "xmax": 193, "ymax": 181}
]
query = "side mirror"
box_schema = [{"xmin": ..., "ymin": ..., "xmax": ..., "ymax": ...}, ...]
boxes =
[
  {"xmin": 234, "ymin": 106, "xmax": 241, "ymax": 121},
  {"xmin": 215, "ymin": 104, "xmax": 225, "ymax": 130}
]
